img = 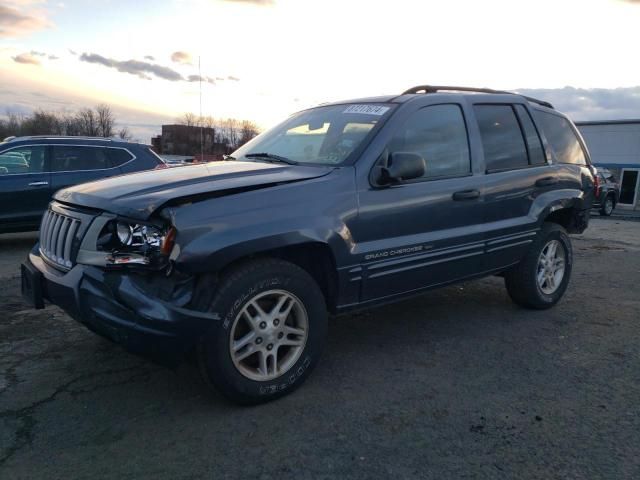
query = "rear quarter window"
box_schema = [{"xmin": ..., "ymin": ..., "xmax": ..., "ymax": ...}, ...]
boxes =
[
  {"xmin": 534, "ymin": 111, "xmax": 587, "ymax": 165},
  {"xmin": 106, "ymin": 148, "xmax": 134, "ymax": 167}
]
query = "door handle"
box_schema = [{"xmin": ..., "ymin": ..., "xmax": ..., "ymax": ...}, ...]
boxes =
[
  {"xmin": 535, "ymin": 177, "xmax": 558, "ymax": 187},
  {"xmin": 452, "ymin": 189, "xmax": 480, "ymax": 201},
  {"xmin": 28, "ymin": 181, "xmax": 49, "ymax": 187}
]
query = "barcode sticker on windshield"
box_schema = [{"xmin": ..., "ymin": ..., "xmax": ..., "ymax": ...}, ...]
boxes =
[{"xmin": 343, "ymin": 105, "xmax": 390, "ymax": 116}]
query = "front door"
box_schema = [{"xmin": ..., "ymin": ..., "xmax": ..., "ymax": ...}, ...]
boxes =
[
  {"xmin": 354, "ymin": 103, "xmax": 486, "ymax": 302},
  {"xmin": 0, "ymin": 145, "xmax": 50, "ymax": 229}
]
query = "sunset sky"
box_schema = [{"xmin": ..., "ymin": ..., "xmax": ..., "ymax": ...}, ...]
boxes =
[{"xmin": 2, "ymin": 0, "xmax": 640, "ymax": 142}]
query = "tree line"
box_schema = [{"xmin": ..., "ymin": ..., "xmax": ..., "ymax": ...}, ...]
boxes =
[
  {"xmin": 177, "ymin": 113, "xmax": 260, "ymax": 152},
  {"xmin": 0, "ymin": 105, "xmax": 132, "ymax": 141}
]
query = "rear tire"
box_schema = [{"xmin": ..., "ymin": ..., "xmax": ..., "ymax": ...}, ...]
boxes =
[
  {"xmin": 197, "ymin": 258, "xmax": 327, "ymax": 405},
  {"xmin": 600, "ymin": 195, "xmax": 614, "ymax": 216},
  {"xmin": 504, "ymin": 223, "xmax": 573, "ymax": 310}
]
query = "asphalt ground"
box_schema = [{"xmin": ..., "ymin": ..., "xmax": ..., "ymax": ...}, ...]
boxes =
[{"xmin": 1, "ymin": 218, "xmax": 639, "ymax": 479}]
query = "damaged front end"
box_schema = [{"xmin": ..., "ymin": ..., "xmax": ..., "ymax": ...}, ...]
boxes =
[{"xmin": 22, "ymin": 201, "xmax": 217, "ymax": 365}]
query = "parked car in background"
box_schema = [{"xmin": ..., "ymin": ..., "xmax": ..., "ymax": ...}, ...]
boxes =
[
  {"xmin": 22, "ymin": 86, "xmax": 595, "ymax": 404},
  {"xmin": 593, "ymin": 169, "xmax": 620, "ymax": 216},
  {"xmin": 0, "ymin": 136, "xmax": 166, "ymax": 233}
]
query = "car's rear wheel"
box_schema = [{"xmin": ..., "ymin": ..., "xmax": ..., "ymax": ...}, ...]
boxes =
[
  {"xmin": 600, "ymin": 196, "xmax": 614, "ymax": 216},
  {"xmin": 197, "ymin": 258, "xmax": 327, "ymax": 404},
  {"xmin": 504, "ymin": 223, "xmax": 573, "ymax": 309}
]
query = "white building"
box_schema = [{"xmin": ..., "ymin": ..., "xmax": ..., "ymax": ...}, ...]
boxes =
[{"xmin": 576, "ymin": 120, "xmax": 640, "ymax": 210}]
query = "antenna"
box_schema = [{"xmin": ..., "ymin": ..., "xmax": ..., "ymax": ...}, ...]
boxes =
[{"xmin": 199, "ymin": 55, "xmax": 204, "ymax": 162}]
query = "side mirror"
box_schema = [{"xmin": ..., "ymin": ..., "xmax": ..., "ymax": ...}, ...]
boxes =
[{"xmin": 378, "ymin": 152, "xmax": 425, "ymax": 185}]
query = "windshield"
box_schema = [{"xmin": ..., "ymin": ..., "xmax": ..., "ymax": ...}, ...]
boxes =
[{"xmin": 232, "ymin": 103, "xmax": 395, "ymax": 165}]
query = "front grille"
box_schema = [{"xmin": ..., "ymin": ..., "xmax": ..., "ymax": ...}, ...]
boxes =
[{"xmin": 39, "ymin": 208, "xmax": 82, "ymax": 269}]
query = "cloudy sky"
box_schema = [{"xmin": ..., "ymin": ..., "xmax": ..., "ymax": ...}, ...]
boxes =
[{"xmin": 2, "ymin": 0, "xmax": 640, "ymax": 142}]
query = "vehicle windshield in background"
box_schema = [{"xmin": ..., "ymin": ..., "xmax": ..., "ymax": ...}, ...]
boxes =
[{"xmin": 232, "ymin": 103, "xmax": 395, "ymax": 166}]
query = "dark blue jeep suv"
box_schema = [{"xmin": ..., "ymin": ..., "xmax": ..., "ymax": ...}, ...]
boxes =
[
  {"xmin": 0, "ymin": 136, "xmax": 165, "ymax": 233},
  {"xmin": 22, "ymin": 86, "xmax": 596, "ymax": 404}
]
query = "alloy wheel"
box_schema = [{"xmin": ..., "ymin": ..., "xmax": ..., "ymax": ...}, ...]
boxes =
[
  {"xmin": 229, "ymin": 289, "xmax": 308, "ymax": 381},
  {"xmin": 536, "ymin": 239, "xmax": 566, "ymax": 295}
]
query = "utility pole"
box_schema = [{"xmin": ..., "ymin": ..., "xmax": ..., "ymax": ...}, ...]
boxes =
[{"xmin": 199, "ymin": 55, "xmax": 204, "ymax": 161}]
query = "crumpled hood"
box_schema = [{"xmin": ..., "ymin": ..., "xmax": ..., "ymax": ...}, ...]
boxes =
[{"xmin": 54, "ymin": 161, "xmax": 333, "ymax": 220}]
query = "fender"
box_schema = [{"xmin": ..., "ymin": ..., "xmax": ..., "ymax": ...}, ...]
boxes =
[
  {"xmin": 163, "ymin": 168, "xmax": 358, "ymax": 275},
  {"xmin": 174, "ymin": 222, "xmax": 352, "ymax": 275}
]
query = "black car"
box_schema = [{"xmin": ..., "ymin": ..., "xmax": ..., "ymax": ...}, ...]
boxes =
[
  {"xmin": 0, "ymin": 136, "xmax": 166, "ymax": 233},
  {"xmin": 593, "ymin": 169, "xmax": 620, "ymax": 216},
  {"xmin": 22, "ymin": 86, "xmax": 596, "ymax": 404}
]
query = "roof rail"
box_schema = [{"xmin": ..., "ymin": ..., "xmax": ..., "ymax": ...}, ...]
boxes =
[
  {"xmin": 402, "ymin": 85, "xmax": 554, "ymax": 109},
  {"xmin": 5, "ymin": 135, "xmax": 115, "ymax": 142}
]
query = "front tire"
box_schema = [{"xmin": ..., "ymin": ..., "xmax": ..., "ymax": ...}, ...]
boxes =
[
  {"xmin": 197, "ymin": 258, "xmax": 327, "ymax": 404},
  {"xmin": 504, "ymin": 223, "xmax": 573, "ymax": 310}
]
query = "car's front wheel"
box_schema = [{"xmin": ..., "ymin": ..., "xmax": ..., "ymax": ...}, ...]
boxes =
[
  {"xmin": 197, "ymin": 258, "xmax": 327, "ymax": 404},
  {"xmin": 504, "ymin": 223, "xmax": 573, "ymax": 310}
]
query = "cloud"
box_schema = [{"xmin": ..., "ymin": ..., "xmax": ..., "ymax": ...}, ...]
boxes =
[
  {"xmin": 144, "ymin": 55, "xmax": 155, "ymax": 61},
  {"xmin": 171, "ymin": 51, "xmax": 192, "ymax": 64},
  {"xmin": 12, "ymin": 52, "xmax": 40, "ymax": 65},
  {"xmin": 68, "ymin": 48, "xmax": 77, "ymax": 55},
  {"xmin": 517, "ymin": 86, "xmax": 640, "ymax": 121},
  {"xmin": 80, "ymin": 52, "xmax": 184, "ymax": 81},
  {"xmin": 29, "ymin": 50, "xmax": 58, "ymax": 60},
  {"xmin": 0, "ymin": 4, "xmax": 51, "ymax": 38},
  {"xmin": 187, "ymin": 75, "xmax": 216, "ymax": 85},
  {"xmin": 227, "ymin": 75, "xmax": 240, "ymax": 81},
  {"xmin": 78, "ymin": 51, "xmax": 231, "ymax": 86},
  {"xmin": 220, "ymin": 0, "xmax": 275, "ymax": 5}
]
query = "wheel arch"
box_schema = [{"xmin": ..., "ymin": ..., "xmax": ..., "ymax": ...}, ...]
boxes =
[
  {"xmin": 189, "ymin": 238, "xmax": 341, "ymax": 312},
  {"xmin": 535, "ymin": 192, "xmax": 590, "ymax": 234}
]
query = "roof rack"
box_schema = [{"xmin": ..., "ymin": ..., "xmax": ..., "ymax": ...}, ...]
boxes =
[
  {"xmin": 5, "ymin": 135, "xmax": 115, "ymax": 143},
  {"xmin": 402, "ymin": 85, "xmax": 554, "ymax": 109}
]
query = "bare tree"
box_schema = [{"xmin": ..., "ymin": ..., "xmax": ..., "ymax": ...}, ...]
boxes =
[
  {"xmin": 117, "ymin": 126, "xmax": 133, "ymax": 141},
  {"xmin": 77, "ymin": 108, "xmax": 99, "ymax": 136},
  {"xmin": 238, "ymin": 120, "xmax": 260, "ymax": 148},
  {"xmin": 96, "ymin": 104, "xmax": 115, "ymax": 137},
  {"xmin": 178, "ymin": 112, "xmax": 199, "ymax": 127},
  {"xmin": 223, "ymin": 118, "xmax": 239, "ymax": 150},
  {"xmin": 21, "ymin": 110, "xmax": 62, "ymax": 135}
]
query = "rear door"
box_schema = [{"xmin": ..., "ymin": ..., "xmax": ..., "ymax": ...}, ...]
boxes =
[
  {"xmin": 0, "ymin": 144, "xmax": 51, "ymax": 228},
  {"xmin": 50, "ymin": 145, "xmax": 118, "ymax": 193},
  {"xmin": 473, "ymin": 103, "xmax": 555, "ymax": 270}
]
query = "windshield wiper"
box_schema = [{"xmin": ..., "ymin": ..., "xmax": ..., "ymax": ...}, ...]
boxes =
[
  {"xmin": 245, "ymin": 152, "xmax": 298, "ymax": 165},
  {"xmin": 222, "ymin": 154, "xmax": 236, "ymax": 161}
]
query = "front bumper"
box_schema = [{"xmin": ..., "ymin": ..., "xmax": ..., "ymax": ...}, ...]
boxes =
[{"xmin": 22, "ymin": 245, "xmax": 218, "ymax": 364}]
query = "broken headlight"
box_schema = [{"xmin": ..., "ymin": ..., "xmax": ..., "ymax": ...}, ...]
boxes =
[{"xmin": 97, "ymin": 220, "xmax": 176, "ymax": 267}]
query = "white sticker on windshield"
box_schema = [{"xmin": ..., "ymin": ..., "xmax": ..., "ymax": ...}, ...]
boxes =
[{"xmin": 343, "ymin": 105, "xmax": 390, "ymax": 116}]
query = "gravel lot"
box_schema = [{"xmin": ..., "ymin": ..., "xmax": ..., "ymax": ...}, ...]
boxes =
[{"xmin": 1, "ymin": 219, "xmax": 639, "ymax": 479}]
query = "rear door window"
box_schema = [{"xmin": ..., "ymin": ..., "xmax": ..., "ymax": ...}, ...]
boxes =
[
  {"xmin": 534, "ymin": 111, "xmax": 587, "ymax": 165},
  {"xmin": 474, "ymin": 105, "xmax": 529, "ymax": 171},
  {"xmin": 51, "ymin": 146, "xmax": 109, "ymax": 172}
]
